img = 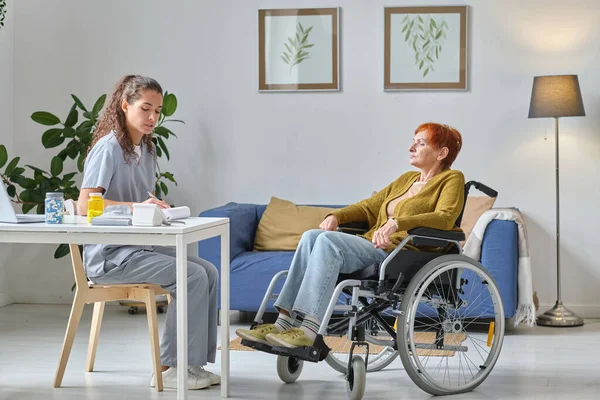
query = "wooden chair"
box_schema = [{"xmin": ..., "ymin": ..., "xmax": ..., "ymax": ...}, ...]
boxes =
[{"xmin": 54, "ymin": 201, "xmax": 171, "ymax": 391}]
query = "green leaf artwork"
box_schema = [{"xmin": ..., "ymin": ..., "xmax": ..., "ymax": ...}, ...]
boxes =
[
  {"xmin": 0, "ymin": 0, "xmax": 6, "ymax": 29},
  {"xmin": 400, "ymin": 15, "xmax": 449, "ymax": 78},
  {"xmin": 280, "ymin": 22, "xmax": 315, "ymax": 76}
]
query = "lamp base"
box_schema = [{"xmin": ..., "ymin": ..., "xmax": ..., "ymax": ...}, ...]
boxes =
[{"xmin": 537, "ymin": 301, "xmax": 584, "ymax": 327}]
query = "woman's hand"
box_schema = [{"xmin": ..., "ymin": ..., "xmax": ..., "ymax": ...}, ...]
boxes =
[
  {"xmin": 141, "ymin": 198, "xmax": 171, "ymax": 209},
  {"xmin": 319, "ymin": 215, "xmax": 339, "ymax": 231},
  {"xmin": 372, "ymin": 219, "xmax": 398, "ymax": 249}
]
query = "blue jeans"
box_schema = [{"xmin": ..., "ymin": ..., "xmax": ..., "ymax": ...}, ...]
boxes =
[{"xmin": 273, "ymin": 229, "xmax": 389, "ymax": 321}]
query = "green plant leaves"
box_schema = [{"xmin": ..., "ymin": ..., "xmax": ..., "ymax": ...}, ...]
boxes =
[
  {"xmin": 162, "ymin": 93, "xmax": 177, "ymax": 117},
  {"xmin": 0, "ymin": 144, "xmax": 7, "ymax": 168},
  {"xmin": 62, "ymin": 126, "xmax": 76, "ymax": 139},
  {"xmin": 163, "ymin": 172, "xmax": 176, "ymax": 183},
  {"xmin": 5, "ymin": 156, "xmax": 20, "ymax": 175},
  {"xmin": 50, "ymin": 156, "xmax": 64, "ymax": 176},
  {"xmin": 54, "ymin": 244, "xmax": 70, "ymax": 259},
  {"xmin": 64, "ymin": 104, "xmax": 78, "ymax": 127},
  {"xmin": 42, "ymin": 128, "xmax": 64, "ymax": 148},
  {"xmin": 153, "ymin": 126, "xmax": 170, "ymax": 138},
  {"xmin": 71, "ymin": 94, "xmax": 88, "ymax": 112},
  {"xmin": 31, "ymin": 112, "xmax": 61, "ymax": 126},
  {"xmin": 156, "ymin": 136, "xmax": 170, "ymax": 160},
  {"xmin": 77, "ymin": 152, "xmax": 86, "ymax": 172},
  {"xmin": 11, "ymin": 176, "xmax": 35, "ymax": 189},
  {"xmin": 92, "ymin": 94, "xmax": 106, "ymax": 118}
]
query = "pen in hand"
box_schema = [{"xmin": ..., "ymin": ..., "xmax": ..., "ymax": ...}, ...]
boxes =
[
  {"xmin": 147, "ymin": 191, "xmax": 169, "ymax": 208},
  {"xmin": 147, "ymin": 191, "xmax": 160, "ymax": 201}
]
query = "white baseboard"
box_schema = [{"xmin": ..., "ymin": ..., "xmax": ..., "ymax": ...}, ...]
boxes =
[
  {"xmin": 0, "ymin": 293, "xmax": 12, "ymax": 307},
  {"xmin": 538, "ymin": 302, "xmax": 600, "ymax": 319}
]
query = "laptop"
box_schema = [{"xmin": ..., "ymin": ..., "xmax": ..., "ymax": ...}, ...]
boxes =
[{"xmin": 0, "ymin": 184, "xmax": 46, "ymax": 223}]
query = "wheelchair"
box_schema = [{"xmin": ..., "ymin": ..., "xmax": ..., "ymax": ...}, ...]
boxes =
[{"xmin": 240, "ymin": 181, "xmax": 504, "ymax": 399}]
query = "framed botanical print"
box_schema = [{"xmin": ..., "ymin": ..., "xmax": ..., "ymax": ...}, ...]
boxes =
[
  {"xmin": 384, "ymin": 6, "xmax": 467, "ymax": 90},
  {"xmin": 258, "ymin": 7, "xmax": 340, "ymax": 91}
]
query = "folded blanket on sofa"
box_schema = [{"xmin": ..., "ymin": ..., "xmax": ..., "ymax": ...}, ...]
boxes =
[{"xmin": 463, "ymin": 208, "xmax": 536, "ymax": 327}]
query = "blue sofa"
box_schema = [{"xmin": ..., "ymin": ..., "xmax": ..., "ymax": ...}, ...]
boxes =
[{"xmin": 198, "ymin": 203, "xmax": 519, "ymax": 319}]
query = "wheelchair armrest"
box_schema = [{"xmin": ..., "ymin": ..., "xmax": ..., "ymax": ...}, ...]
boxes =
[
  {"xmin": 407, "ymin": 227, "xmax": 465, "ymax": 247},
  {"xmin": 337, "ymin": 221, "xmax": 370, "ymax": 235}
]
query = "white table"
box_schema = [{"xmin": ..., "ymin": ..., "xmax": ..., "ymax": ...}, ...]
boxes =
[{"xmin": 0, "ymin": 216, "xmax": 231, "ymax": 399}]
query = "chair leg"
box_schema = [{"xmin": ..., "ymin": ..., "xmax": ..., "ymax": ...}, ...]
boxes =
[
  {"xmin": 54, "ymin": 294, "xmax": 86, "ymax": 388},
  {"xmin": 145, "ymin": 291, "xmax": 163, "ymax": 392},
  {"xmin": 86, "ymin": 301, "xmax": 105, "ymax": 372}
]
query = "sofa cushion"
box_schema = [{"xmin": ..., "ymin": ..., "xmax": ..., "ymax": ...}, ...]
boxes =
[
  {"xmin": 199, "ymin": 202, "xmax": 258, "ymax": 260},
  {"xmin": 460, "ymin": 196, "xmax": 496, "ymax": 241},
  {"xmin": 254, "ymin": 197, "xmax": 337, "ymax": 251},
  {"xmin": 226, "ymin": 250, "xmax": 295, "ymax": 311}
]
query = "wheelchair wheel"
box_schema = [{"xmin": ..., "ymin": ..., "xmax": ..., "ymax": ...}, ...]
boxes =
[
  {"xmin": 346, "ymin": 356, "xmax": 366, "ymax": 400},
  {"xmin": 397, "ymin": 255, "xmax": 505, "ymax": 396},
  {"xmin": 324, "ymin": 296, "xmax": 398, "ymax": 373},
  {"xmin": 276, "ymin": 355, "xmax": 303, "ymax": 383}
]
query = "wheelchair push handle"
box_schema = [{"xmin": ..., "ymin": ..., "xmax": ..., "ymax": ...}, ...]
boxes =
[{"xmin": 466, "ymin": 181, "xmax": 498, "ymax": 198}]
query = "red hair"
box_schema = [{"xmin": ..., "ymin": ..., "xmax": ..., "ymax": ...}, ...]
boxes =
[{"xmin": 414, "ymin": 122, "xmax": 463, "ymax": 168}]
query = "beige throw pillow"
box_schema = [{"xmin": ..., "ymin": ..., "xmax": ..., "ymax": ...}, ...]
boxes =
[
  {"xmin": 460, "ymin": 196, "xmax": 496, "ymax": 241},
  {"xmin": 253, "ymin": 197, "xmax": 337, "ymax": 251}
]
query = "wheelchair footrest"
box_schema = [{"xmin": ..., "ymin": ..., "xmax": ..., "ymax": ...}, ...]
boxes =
[{"xmin": 240, "ymin": 335, "xmax": 330, "ymax": 363}]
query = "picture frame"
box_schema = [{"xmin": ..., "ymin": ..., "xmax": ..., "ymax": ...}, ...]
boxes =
[
  {"xmin": 384, "ymin": 6, "xmax": 467, "ymax": 91},
  {"xmin": 258, "ymin": 7, "xmax": 340, "ymax": 91}
]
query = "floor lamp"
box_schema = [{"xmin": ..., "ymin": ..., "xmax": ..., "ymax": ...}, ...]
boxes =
[{"xmin": 528, "ymin": 74, "xmax": 586, "ymax": 327}]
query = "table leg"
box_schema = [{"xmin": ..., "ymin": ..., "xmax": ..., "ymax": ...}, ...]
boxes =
[
  {"xmin": 220, "ymin": 227, "xmax": 230, "ymax": 397},
  {"xmin": 176, "ymin": 235, "xmax": 188, "ymax": 399}
]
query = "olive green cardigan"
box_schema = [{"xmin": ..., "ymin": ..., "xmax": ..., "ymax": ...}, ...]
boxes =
[{"xmin": 331, "ymin": 169, "xmax": 465, "ymax": 252}]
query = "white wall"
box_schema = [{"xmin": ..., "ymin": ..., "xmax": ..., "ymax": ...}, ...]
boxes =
[
  {"xmin": 0, "ymin": 0, "xmax": 14, "ymax": 307},
  {"xmin": 8, "ymin": 0, "xmax": 600, "ymax": 315}
]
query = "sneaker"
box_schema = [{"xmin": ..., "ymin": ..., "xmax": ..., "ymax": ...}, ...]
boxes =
[
  {"xmin": 265, "ymin": 328, "xmax": 314, "ymax": 348},
  {"xmin": 150, "ymin": 367, "xmax": 211, "ymax": 390},
  {"xmin": 189, "ymin": 365, "xmax": 220, "ymax": 386},
  {"xmin": 235, "ymin": 323, "xmax": 280, "ymax": 345}
]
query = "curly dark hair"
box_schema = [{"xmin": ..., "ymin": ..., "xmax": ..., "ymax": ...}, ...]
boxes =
[{"xmin": 89, "ymin": 75, "xmax": 163, "ymax": 164}]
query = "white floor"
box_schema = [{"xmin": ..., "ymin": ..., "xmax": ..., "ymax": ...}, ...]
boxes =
[{"xmin": 1, "ymin": 304, "xmax": 599, "ymax": 400}]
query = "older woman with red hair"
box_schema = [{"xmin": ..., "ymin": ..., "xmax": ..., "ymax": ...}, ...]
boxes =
[{"xmin": 237, "ymin": 122, "xmax": 465, "ymax": 348}]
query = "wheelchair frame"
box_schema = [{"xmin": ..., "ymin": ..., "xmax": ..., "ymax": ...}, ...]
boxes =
[{"xmin": 240, "ymin": 181, "xmax": 505, "ymax": 398}]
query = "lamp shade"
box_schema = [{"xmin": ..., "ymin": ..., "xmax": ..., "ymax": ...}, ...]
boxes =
[{"xmin": 528, "ymin": 75, "xmax": 586, "ymax": 118}]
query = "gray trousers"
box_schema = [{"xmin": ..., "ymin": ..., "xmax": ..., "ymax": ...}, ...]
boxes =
[{"xmin": 94, "ymin": 246, "xmax": 218, "ymax": 367}]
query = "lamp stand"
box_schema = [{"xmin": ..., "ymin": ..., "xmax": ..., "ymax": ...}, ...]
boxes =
[{"xmin": 537, "ymin": 117, "xmax": 584, "ymax": 327}]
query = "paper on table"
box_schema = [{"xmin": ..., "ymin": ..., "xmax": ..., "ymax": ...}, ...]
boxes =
[
  {"xmin": 91, "ymin": 215, "xmax": 132, "ymax": 226},
  {"xmin": 90, "ymin": 206, "xmax": 133, "ymax": 226},
  {"xmin": 161, "ymin": 206, "xmax": 191, "ymax": 221}
]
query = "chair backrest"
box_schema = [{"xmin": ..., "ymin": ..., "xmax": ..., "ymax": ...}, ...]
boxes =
[
  {"xmin": 455, "ymin": 181, "xmax": 498, "ymax": 228},
  {"xmin": 69, "ymin": 244, "xmax": 89, "ymax": 290},
  {"xmin": 64, "ymin": 199, "xmax": 78, "ymax": 216}
]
